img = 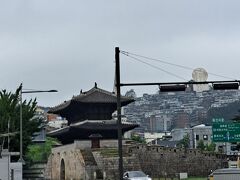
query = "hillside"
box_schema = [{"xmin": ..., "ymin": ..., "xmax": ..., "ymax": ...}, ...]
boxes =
[{"xmin": 124, "ymin": 89, "xmax": 240, "ymax": 132}]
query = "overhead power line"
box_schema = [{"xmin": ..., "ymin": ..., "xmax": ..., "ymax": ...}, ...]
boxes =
[
  {"xmin": 120, "ymin": 50, "xmax": 236, "ymax": 80},
  {"xmin": 121, "ymin": 51, "xmax": 187, "ymax": 81}
]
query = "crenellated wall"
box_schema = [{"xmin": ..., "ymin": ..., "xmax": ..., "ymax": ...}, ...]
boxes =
[
  {"xmin": 125, "ymin": 144, "xmax": 228, "ymax": 178},
  {"xmin": 45, "ymin": 141, "xmax": 228, "ymax": 179}
]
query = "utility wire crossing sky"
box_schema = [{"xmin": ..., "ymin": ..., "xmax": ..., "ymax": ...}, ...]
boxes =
[{"xmin": 1, "ymin": 0, "xmax": 240, "ymax": 106}]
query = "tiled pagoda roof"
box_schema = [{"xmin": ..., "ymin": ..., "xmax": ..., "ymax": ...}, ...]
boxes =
[
  {"xmin": 47, "ymin": 119, "xmax": 139, "ymax": 144},
  {"xmin": 48, "ymin": 85, "xmax": 134, "ymax": 114}
]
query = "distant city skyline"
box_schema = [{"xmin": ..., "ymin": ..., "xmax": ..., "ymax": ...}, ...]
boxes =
[
  {"xmin": 124, "ymin": 87, "xmax": 240, "ymax": 134},
  {"xmin": 1, "ymin": 1, "xmax": 240, "ymax": 106}
]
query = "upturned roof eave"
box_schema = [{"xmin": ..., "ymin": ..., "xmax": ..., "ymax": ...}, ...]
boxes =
[
  {"xmin": 47, "ymin": 120, "xmax": 139, "ymax": 137},
  {"xmin": 48, "ymin": 96, "xmax": 134, "ymax": 115},
  {"xmin": 48, "ymin": 99, "xmax": 134, "ymax": 115},
  {"xmin": 48, "ymin": 100, "xmax": 72, "ymax": 114}
]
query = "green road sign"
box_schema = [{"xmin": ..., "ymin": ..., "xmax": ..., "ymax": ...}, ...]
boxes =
[
  {"xmin": 212, "ymin": 122, "xmax": 240, "ymax": 142},
  {"xmin": 212, "ymin": 118, "xmax": 225, "ymax": 123}
]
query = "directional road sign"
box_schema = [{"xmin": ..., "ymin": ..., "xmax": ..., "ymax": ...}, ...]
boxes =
[{"xmin": 212, "ymin": 122, "xmax": 240, "ymax": 142}]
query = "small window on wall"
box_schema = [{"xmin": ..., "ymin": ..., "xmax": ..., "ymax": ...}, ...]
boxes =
[
  {"xmin": 196, "ymin": 135, "xmax": 199, "ymax": 140},
  {"xmin": 203, "ymin": 135, "xmax": 208, "ymax": 140}
]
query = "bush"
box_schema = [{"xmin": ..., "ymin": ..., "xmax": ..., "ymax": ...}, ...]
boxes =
[{"xmin": 26, "ymin": 137, "xmax": 59, "ymax": 164}]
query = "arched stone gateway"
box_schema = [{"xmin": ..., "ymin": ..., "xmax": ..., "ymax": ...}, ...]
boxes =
[{"xmin": 60, "ymin": 159, "xmax": 65, "ymax": 180}]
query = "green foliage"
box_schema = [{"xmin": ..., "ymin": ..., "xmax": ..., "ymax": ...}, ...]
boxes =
[
  {"xmin": 26, "ymin": 137, "xmax": 59, "ymax": 163},
  {"xmin": 0, "ymin": 85, "xmax": 41, "ymax": 155},
  {"xmin": 131, "ymin": 134, "xmax": 146, "ymax": 144},
  {"xmin": 197, "ymin": 140, "xmax": 205, "ymax": 151},
  {"xmin": 197, "ymin": 140, "xmax": 216, "ymax": 152},
  {"xmin": 206, "ymin": 142, "xmax": 216, "ymax": 152},
  {"xmin": 177, "ymin": 134, "xmax": 190, "ymax": 149}
]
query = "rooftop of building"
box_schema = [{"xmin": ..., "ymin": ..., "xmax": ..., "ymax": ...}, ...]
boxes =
[{"xmin": 48, "ymin": 83, "xmax": 134, "ymax": 114}]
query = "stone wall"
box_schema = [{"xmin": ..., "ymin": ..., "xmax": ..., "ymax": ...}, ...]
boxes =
[
  {"xmin": 125, "ymin": 144, "xmax": 228, "ymax": 178},
  {"xmin": 46, "ymin": 141, "xmax": 140, "ymax": 180},
  {"xmin": 92, "ymin": 149, "xmax": 141, "ymax": 180},
  {"xmin": 45, "ymin": 141, "xmax": 228, "ymax": 179},
  {"xmin": 45, "ymin": 143, "xmax": 90, "ymax": 180}
]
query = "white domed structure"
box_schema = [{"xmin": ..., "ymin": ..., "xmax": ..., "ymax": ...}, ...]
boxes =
[
  {"xmin": 192, "ymin": 68, "xmax": 210, "ymax": 92},
  {"xmin": 192, "ymin": 68, "xmax": 208, "ymax": 82}
]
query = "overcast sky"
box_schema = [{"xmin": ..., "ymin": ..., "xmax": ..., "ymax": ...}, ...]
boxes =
[{"xmin": 1, "ymin": 0, "xmax": 240, "ymax": 107}]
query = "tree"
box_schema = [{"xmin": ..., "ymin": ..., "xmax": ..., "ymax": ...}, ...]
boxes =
[
  {"xmin": 26, "ymin": 137, "xmax": 59, "ymax": 164},
  {"xmin": 0, "ymin": 86, "xmax": 41, "ymax": 156},
  {"xmin": 206, "ymin": 142, "xmax": 216, "ymax": 152},
  {"xmin": 197, "ymin": 140, "xmax": 205, "ymax": 151},
  {"xmin": 177, "ymin": 134, "xmax": 190, "ymax": 149},
  {"xmin": 131, "ymin": 134, "xmax": 146, "ymax": 144},
  {"xmin": 196, "ymin": 141, "xmax": 216, "ymax": 152}
]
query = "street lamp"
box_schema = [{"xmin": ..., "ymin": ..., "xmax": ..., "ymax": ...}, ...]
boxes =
[{"xmin": 18, "ymin": 83, "xmax": 58, "ymax": 164}]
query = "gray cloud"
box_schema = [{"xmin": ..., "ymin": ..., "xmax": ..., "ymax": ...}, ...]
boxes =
[{"xmin": 1, "ymin": 0, "xmax": 240, "ymax": 106}]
